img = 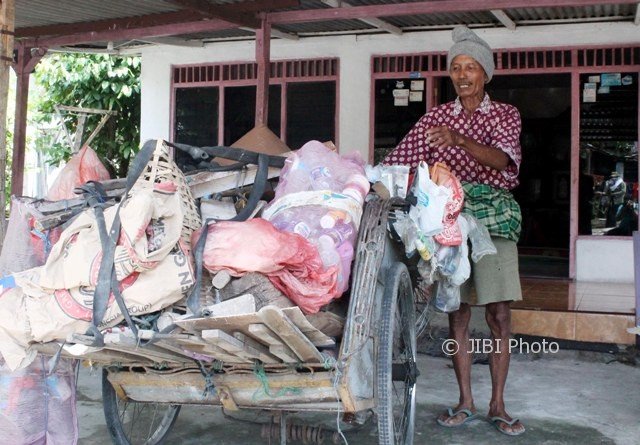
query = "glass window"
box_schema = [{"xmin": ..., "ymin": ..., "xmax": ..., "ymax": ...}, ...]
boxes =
[
  {"xmin": 579, "ymin": 72, "xmax": 638, "ymax": 236},
  {"xmin": 286, "ymin": 81, "xmax": 336, "ymax": 150},
  {"xmin": 223, "ymin": 85, "xmax": 282, "ymax": 145},
  {"xmin": 174, "ymin": 87, "xmax": 218, "ymax": 146}
]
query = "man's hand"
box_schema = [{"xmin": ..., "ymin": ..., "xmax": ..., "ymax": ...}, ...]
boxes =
[
  {"xmin": 426, "ymin": 125, "xmax": 509, "ymax": 171},
  {"xmin": 426, "ymin": 126, "xmax": 465, "ymax": 150}
]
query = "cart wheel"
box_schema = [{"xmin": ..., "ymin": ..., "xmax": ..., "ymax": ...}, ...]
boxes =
[
  {"xmin": 377, "ymin": 263, "xmax": 418, "ymax": 445},
  {"xmin": 102, "ymin": 369, "xmax": 181, "ymax": 445}
]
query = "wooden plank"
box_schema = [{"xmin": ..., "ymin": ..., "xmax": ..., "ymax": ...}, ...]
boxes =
[
  {"xmin": 103, "ymin": 333, "xmax": 192, "ymax": 363},
  {"xmin": 202, "ymin": 329, "xmax": 277, "ymax": 363},
  {"xmin": 283, "ymin": 307, "xmax": 335, "ymax": 347},
  {"xmin": 0, "ymin": 0, "xmax": 14, "ymax": 242},
  {"xmin": 259, "ymin": 306, "xmax": 323, "ymax": 363},
  {"xmin": 202, "ymin": 294, "xmax": 256, "ymax": 317},
  {"xmin": 174, "ymin": 336, "xmax": 248, "ymax": 363},
  {"xmin": 233, "ymin": 332, "xmax": 280, "ymax": 364},
  {"xmin": 247, "ymin": 323, "xmax": 282, "ymax": 346},
  {"xmin": 248, "ymin": 323, "xmax": 299, "ymax": 362},
  {"xmin": 186, "ymin": 166, "xmax": 281, "ymax": 198},
  {"xmin": 269, "ymin": 344, "xmax": 299, "ymax": 363},
  {"xmin": 175, "ymin": 311, "xmax": 262, "ymax": 333}
]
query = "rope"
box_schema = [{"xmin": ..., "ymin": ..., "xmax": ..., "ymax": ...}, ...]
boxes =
[
  {"xmin": 196, "ymin": 360, "xmax": 217, "ymax": 398},
  {"xmin": 252, "ymin": 363, "xmax": 302, "ymax": 401}
]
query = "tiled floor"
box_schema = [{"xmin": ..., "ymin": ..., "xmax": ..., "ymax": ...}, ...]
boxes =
[{"xmin": 511, "ymin": 278, "xmax": 637, "ymax": 344}]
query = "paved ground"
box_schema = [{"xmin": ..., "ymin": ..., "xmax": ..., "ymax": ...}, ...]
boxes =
[{"xmin": 77, "ymin": 348, "xmax": 640, "ymax": 445}]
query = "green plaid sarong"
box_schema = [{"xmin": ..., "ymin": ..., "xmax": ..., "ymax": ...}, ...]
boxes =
[{"xmin": 462, "ymin": 182, "xmax": 522, "ymax": 242}]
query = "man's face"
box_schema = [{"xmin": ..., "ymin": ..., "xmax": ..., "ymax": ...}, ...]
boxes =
[{"xmin": 449, "ymin": 54, "xmax": 487, "ymax": 99}]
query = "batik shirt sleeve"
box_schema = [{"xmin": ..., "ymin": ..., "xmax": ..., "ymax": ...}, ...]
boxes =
[{"xmin": 492, "ymin": 104, "xmax": 522, "ymax": 183}]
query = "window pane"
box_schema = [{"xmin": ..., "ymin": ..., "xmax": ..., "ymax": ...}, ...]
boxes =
[
  {"xmin": 224, "ymin": 86, "xmax": 255, "ymax": 145},
  {"xmin": 286, "ymin": 81, "xmax": 336, "ymax": 150},
  {"xmin": 580, "ymin": 72, "xmax": 638, "ymax": 236},
  {"xmin": 373, "ymin": 78, "xmax": 426, "ymax": 164},
  {"xmin": 174, "ymin": 87, "xmax": 218, "ymax": 146},
  {"xmin": 223, "ymin": 85, "xmax": 282, "ymax": 145}
]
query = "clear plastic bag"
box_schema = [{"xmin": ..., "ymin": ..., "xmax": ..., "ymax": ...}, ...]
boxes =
[
  {"xmin": 434, "ymin": 279, "xmax": 461, "ymax": 313},
  {"xmin": 460, "ymin": 213, "xmax": 497, "ymax": 262},
  {"xmin": 264, "ymin": 141, "xmax": 369, "ymax": 301},
  {"xmin": 0, "ymin": 346, "xmax": 78, "ymax": 445}
]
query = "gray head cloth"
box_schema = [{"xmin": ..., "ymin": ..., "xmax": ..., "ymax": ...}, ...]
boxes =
[{"xmin": 447, "ymin": 26, "xmax": 495, "ymax": 81}]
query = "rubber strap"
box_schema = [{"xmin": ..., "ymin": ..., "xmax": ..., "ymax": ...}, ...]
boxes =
[
  {"xmin": 81, "ymin": 140, "xmax": 158, "ymax": 346},
  {"xmin": 185, "ymin": 153, "xmax": 269, "ymax": 315}
]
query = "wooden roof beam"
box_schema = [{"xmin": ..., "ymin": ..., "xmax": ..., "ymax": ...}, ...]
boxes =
[
  {"xmin": 320, "ymin": 0, "xmax": 402, "ymax": 36},
  {"xmin": 15, "ymin": 0, "xmax": 299, "ymax": 39},
  {"xmin": 137, "ymin": 36, "xmax": 204, "ymax": 47},
  {"xmin": 267, "ymin": 0, "xmax": 640, "ymax": 25},
  {"xmin": 27, "ymin": 18, "xmax": 236, "ymax": 48},
  {"xmin": 239, "ymin": 26, "xmax": 299, "ymax": 40},
  {"xmin": 166, "ymin": 0, "xmax": 262, "ymax": 28},
  {"xmin": 490, "ymin": 9, "xmax": 516, "ymax": 30}
]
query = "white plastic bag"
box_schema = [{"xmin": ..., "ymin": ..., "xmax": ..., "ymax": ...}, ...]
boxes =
[{"xmin": 409, "ymin": 162, "xmax": 450, "ymax": 237}]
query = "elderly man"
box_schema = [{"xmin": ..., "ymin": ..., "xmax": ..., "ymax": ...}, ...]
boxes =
[{"xmin": 384, "ymin": 26, "xmax": 525, "ymax": 436}]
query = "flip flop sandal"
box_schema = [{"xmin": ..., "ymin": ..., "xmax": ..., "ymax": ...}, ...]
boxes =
[
  {"xmin": 490, "ymin": 416, "xmax": 526, "ymax": 436},
  {"xmin": 436, "ymin": 408, "xmax": 478, "ymax": 428}
]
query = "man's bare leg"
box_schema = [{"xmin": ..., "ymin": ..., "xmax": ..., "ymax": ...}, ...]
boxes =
[
  {"xmin": 437, "ymin": 303, "xmax": 476, "ymax": 426},
  {"xmin": 485, "ymin": 301, "xmax": 525, "ymax": 435}
]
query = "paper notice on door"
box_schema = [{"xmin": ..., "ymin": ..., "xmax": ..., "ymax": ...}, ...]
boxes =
[
  {"xmin": 409, "ymin": 91, "xmax": 423, "ymax": 102},
  {"xmin": 582, "ymin": 88, "xmax": 596, "ymax": 103},
  {"xmin": 394, "ymin": 97, "xmax": 409, "ymax": 106},
  {"xmin": 393, "ymin": 88, "xmax": 410, "ymax": 98},
  {"xmin": 410, "ymin": 80, "xmax": 425, "ymax": 91}
]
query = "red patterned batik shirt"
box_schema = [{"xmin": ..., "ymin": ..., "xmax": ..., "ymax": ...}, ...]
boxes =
[{"xmin": 383, "ymin": 94, "xmax": 522, "ymax": 190}]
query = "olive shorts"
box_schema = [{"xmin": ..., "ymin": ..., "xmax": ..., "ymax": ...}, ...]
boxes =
[{"xmin": 461, "ymin": 237, "xmax": 522, "ymax": 305}]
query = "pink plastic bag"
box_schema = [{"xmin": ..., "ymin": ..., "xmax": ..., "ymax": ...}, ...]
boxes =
[
  {"xmin": 197, "ymin": 218, "xmax": 339, "ymax": 314},
  {"xmin": 46, "ymin": 146, "xmax": 110, "ymax": 201}
]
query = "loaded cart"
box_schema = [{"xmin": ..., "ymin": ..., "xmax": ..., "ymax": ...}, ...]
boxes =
[
  {"xmin": 7, "ymin": 137, "xmax": 417, "ymax": 445},
  {"xmin": 99, "ymin": 196, "xmax": 417, "ymax": 445}
]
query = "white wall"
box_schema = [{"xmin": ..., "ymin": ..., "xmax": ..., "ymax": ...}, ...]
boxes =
[
  {"xmin": 140, "ymin": 21, "xmax": 640, "ymax": 161},
  {"xmin": 139, "ymin": 21, "xmax": 640, "ymax": 282},
  {"xmin": 576, "ymin": 238, "xmax": 635, "ymax": 283}
]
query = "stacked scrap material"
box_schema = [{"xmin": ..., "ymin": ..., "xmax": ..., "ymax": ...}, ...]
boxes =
[{"xmin": 0, "ymin": 131, "xmax": 365, "ymax": 371}]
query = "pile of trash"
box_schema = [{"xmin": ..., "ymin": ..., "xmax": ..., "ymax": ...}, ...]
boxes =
[{"xmin": 0, "ymin": 128, "xmax": 369, "ymax": 442}]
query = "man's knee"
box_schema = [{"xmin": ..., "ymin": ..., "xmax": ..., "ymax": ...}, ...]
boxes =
[
  {"xmin": 485, "ymin": 302, "xmax": 511, "ymax": 338},
  {"xmin": 449, "ymin": 303, "xmax": 471, "ymax": 332}
]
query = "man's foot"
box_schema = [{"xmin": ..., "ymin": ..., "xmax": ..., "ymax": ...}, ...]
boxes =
[
  {"xmin": 436, "ymin": 405, "xmax": 478, "ymax": 428},
  {"xmin": 488, "ymin": 410, "xmax": 525, "ymax": 436}
]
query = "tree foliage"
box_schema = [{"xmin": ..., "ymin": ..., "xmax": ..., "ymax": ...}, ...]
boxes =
[{"xmin": 34, "ymin": 54, "xmax": 141, "ymax": 177}]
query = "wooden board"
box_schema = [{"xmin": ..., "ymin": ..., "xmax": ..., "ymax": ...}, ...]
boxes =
[
  {"xmin": 247, "ymin": 323, "xmax": 299, "ymax": 363},
  {"xmin": 187, "ymin": 166, "xmax": 281, "ymax": 199},
  {"xmin": 258, "ymin": 306, "xmax": 323, "ymax": 363},
  {"xmin": 202, "ymin": 294, "xmax": 256, "ymax": 317},
  {"xmin": 202, "ymin": 329, "xmax": 278, "ymax": 363},
  {"xmin": 176, "ymin": 307, "xmax": 335, "ymax": 347},
  {"xmin": 232, "ymin": 332, "xmax": 280, "ymax": 364},
  {"xmin": 282, "ymin": 307, "xmax": 335, "ymax": 347}
]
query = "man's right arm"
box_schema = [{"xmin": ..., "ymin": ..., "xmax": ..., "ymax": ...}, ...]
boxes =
[{"xmin": 382, "ymin": 114, "xmax": 431, "ymax": 170}]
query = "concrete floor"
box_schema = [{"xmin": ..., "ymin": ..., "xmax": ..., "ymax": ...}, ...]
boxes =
[{"xmin": 76, "ymin": 350, "xmax": 640, "ymax": 445}]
